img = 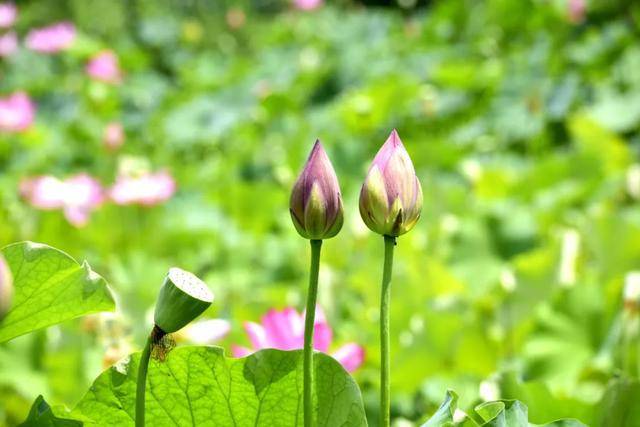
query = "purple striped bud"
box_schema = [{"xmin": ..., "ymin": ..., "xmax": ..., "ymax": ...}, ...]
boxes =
[
  {"xmin": 290, "ymin": 140, "xmax": 344, "ymax": 240},
  {"xmin": 359, "ymin": 130, "xmax": 423, "ymax": 237},
  {"xmin": 0, "ymin": 255, "xmax": 13, "ymax": 320}
]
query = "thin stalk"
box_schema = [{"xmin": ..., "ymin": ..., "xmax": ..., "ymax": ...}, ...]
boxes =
[
  {"xmin": 380, "ymin": 235, "xmax": 396, "ymax": 427},
  {"xmin": 135, "ymin": 330, "xmax": 154, "ymax": 427},
  {"xmin": 303, "ymin": 239, "xmax": 323, "ymax": 427}
]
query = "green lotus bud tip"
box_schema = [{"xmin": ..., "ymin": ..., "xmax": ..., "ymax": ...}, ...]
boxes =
[
  {"xmin": 359, "ymin": 130, "xmax": 423, "ymax": 237},
  {"xmin": 290, "ymin": 140, "xmax": 344, "ymax": 240},
  {"xmin": 153, "ymin": 267, "xmax": 213, "ymax": 333},
  {"xmin": 0, "ymin": 255, "xmax": 12, "ymax": 321}
]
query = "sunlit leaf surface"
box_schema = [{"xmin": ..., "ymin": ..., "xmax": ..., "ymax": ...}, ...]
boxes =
[
  {"xmin": 0, "ymin": 242, "xmax": 114, "ymax": 343},
  {"xmin": 72, "ymin": 346, "xmax": 367, "ymax": 426}
]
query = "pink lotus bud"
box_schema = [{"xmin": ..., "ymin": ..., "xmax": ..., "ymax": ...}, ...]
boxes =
[
  {"xmin": 290, "ymin": 140, "xmax": 343, "ymax": 240},
  {"xmin": 0, "ymin": 3, "xmax": 16, "ymax": 28},
  {"xmin": 359, "ymin": 130, "xmax": 422, "ymax": 237},
  {"xmin": 25, "ymin": 21, "xmax": 75, "ymax": 53},
  {"xmin": 0, "ymin": 254, "xmax": 12, "ymax": 320}
]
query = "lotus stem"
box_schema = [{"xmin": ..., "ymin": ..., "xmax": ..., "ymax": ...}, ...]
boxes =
[
  {"xmin": 303, "ymin": 239, "xmax": 323, "ymax": 427},
  {"xmin": 380, "ymin": 235, "xmax": 396, "ymax": 427}
]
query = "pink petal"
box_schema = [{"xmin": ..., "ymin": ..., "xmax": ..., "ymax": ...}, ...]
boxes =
[
  {"xmin": 86, "ymin": 50, "xmax": 122, "ymax": 84},
  {"xmin": 20, "ymin": 176, "xmax": 65, "ymax": 209},
  {"xmin": 293, "ymin": 0, "xmax": 323, "ymax": 10},
  {"xmin": 331, "ymin": 343, "xmax": 364, "ymax": 372},
  {"xmin": 26, "ymin": 21, "xmax": 75, "ymax": 53},
  {"xmin": 0, "ymin": 3, "xmax": 16, "ymax": 28},
  {"xmin": 182, "ymin": 319, "xmax": 231, "ymax": 344},
  {"xmin": 313, "ymin": 322, "xmax": 332, "ymax": 352},
  {"xmin": 244, "ymin": 321, "xmax": 269, "ymax": 350},
  {"xmin": 262, "ymin": 308, "xmax": 303, "ymax": 350},
  {"xmin": 308, "ymin": 306, "xmax": 332, "ymax": 352},
  {"xmin": 231, "ymin": 345, "xmax": 253, "ymax": 358},
  {"xmin": 63, "ymin": 205, "xmax": 89, "ymax": 227},
  {"xmin": 0, "ymin": 91, "xmax": 35, "ymax": 133},
  {"xmin": 64, "ymin": 173, "xmax": 104, "ymax": 207},
  {"xmin": 109, "ymin": 171, "xmax": 176, "ymax": 206}
]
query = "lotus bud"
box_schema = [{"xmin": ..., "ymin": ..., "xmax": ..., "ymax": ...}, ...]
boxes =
[
  {"xmin": 359, "ymin": 130, "xmax": 423, "ymax": 237},
  {"xmin": 0, "ymin": 255, "xmax": 12, "ymax": 321},
  {"xmin": 290, "ymin": 140, "xmax": 344, "ymax": 240},
  {"xmin": 153, "ymin": 268, "xmax": 213, "ymax": 333}
]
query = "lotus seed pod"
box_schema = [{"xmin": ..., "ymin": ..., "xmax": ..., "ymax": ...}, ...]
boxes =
[
  {"xmin": 290, "ymin": 140, "xmax": 344, "ymax": 240},
  {"xmin": 0, "ymin": 255, "xmax": 12, "ymax": 321},
  {"xmin": 153, "ymin": 268, "xmax": 213, "ymax": 333},
  {"xmin": 359, "ymin": 129, "xmax": 422, "ymax": 237}
]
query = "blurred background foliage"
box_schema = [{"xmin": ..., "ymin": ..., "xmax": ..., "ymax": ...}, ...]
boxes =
[{"xmin": 2, "ymin": 0, "xmax": 640, "ymax": 425}]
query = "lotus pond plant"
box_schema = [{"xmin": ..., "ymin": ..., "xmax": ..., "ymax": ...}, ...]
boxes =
[
  {"xmin": 0, "ymin": 130, "xmax": 603, "ymax": 426},
  {"xmin": 360, "ymin": 129, "xmax": 423, "ymax": 427},
  {"xmin": 289, "ymin": 139, "xmax": 344, "ymax": 427},
  {"xmin": 135, "ymin": 267, "xmax": 214, "ymax": 427}
]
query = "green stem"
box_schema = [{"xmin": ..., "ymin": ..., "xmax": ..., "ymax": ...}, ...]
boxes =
[
  {"xmin": 303, "ymin": 239, "xmax": 323, "ymax": 427},
  {"xmin": 135, "ymin": 331, "xmax": 153, "ymax": 427},
  {"xmin": 380, "ymin": 235, "xmax": 396, "ymax": 427}
]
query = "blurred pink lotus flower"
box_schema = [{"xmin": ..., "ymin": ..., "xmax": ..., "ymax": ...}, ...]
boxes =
[
  {"xmin": 0, "ymin": 3, "xmax": 16, "ymax": 28},
  {"xmin": 109, "ymin": 170, "xmax": 176, "ymax": 206},
  {"xmin": 0, "ymin": 30, "xmax": 17, "ymax": 57},
  {"xmin": 20, "ymin": 173, "xmax": 104, "ymax": 227},
  {"xmin": 86, "ymin": 50, "xmax": 122, "ymax": 84},
  {"xmin": 177, "ymin": 319, "xmax": 232, "ymax": 345},
  {"xmin": 103, "ymin": 122, "xmax": 124, "ymax": 150},
  {"xmin": 232, "ymin": 306, "xmax": 364, "ymax": 372},
  {"xmin": 0, "ymin": 92, "xmax": 35, "ymax": 132},
  {"xmin": 26, "ymin": 21, "xmax": 75, "ymax": 53},
  {"xmin": 293, "ymin": 0, "xmax": 323, "ymax": 10},
  {"xmin": 567, "ymin": 0, "xmax": 585, "ymax": 23}
]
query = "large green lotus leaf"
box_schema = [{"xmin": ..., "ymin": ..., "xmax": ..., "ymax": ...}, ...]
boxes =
[
  {"xmin": 0, "ymin": 242, "xmax": 115, "ymax": 343},
  {"xmin": 71, "ymin": 346, "xmax": 367, "ymax": 426}
]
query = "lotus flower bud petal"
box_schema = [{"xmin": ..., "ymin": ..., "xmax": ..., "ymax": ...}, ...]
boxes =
[
  {"xmin": 0, "ymin": 255, "xmax": 13, "ymax": 320},
  {"xmin": 290, "ymin": 140, "xmax": 344, "ymax": 240},
  {"xmin": 153, "ymin": 268, "xmax": 213, "ymax": 333},
  {"xmin": 359, "ymin": 130, "xmax": 422, "ymax": 237}
]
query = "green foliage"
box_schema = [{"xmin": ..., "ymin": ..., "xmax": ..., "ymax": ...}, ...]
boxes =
[
  {"xmin": 66, "ymin": 346, "xmax": 366, "ymax": 426},
  {"xmin": 19, "ymin": 395, "xmax": 80, "ymax": 427},
  {"xmin": 421, "ymin": 392, "xmax": 586, "ymax": 427},
  {"xmin": 0, "ymin": 242, "xmax": 114, "ymax": 343},
  {"xmin": 421, "ymin": 390, "xmax": 457, "ymax": 427}
]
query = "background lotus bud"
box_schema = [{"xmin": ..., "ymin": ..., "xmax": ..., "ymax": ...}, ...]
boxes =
[
  {"xmin": 0, "ymin": 255, "xmax": 13, "ymax": 321},
  {"xmin": 153, "ymin": 268, "xmax": 213, "ymax": 333},
  {"xmin": 359, "ymin": 130, "xmax": 423, "ymax": 237},
  {"xmin": 290, "ymin": 140, "xmax": 344, "ymax": 240}
]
